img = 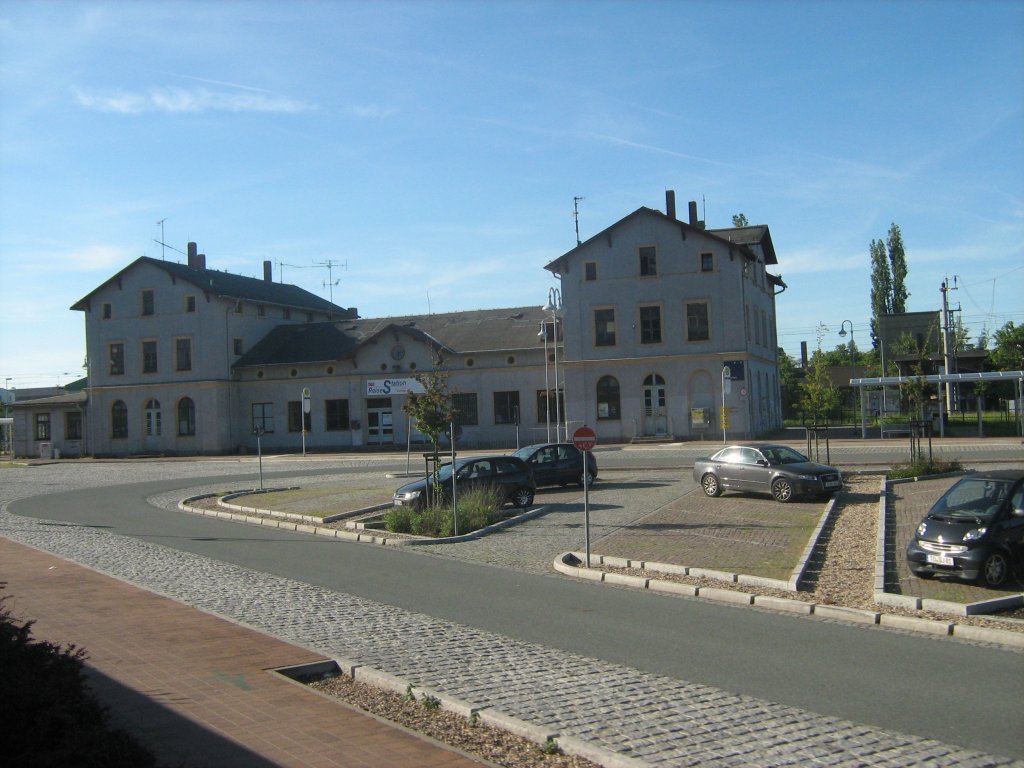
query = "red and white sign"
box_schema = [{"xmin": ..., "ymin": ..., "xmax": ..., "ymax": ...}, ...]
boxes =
[{"xmin": 572, "ymin": 425, "xmax": 597, "ymax": 452}]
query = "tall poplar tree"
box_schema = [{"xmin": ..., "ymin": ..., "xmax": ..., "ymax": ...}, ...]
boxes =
[
  {"xmin": 887, "ymin": 223, "xmax": 909, "ymax": 314},
  {"xmin": 869, "ymin": 238, "xmax": 891, "ymax": 348},
  {"xmin": 869, "ymin": 222, "xmax": 909, "ymax": 349}
]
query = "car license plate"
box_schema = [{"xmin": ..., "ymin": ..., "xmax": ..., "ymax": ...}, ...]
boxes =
[
  {"xmin": 394, "ymin": 499, "xmax": 404, "ymax": 507},
  {"xmin": 824, "ymin": 480, "xmax": 840, "ymax": 488},
  {"xmin": 926, "ymin": 554, "xmax": 954, "ymax": 567}
]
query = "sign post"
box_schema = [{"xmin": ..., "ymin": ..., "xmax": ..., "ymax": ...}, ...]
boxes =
[
  {"xmin": 301, "ymin": 387, "xmax": 311, "ymax": 456},
  {"xmin": 572, "ymin": 425, "xmax": 597, "ymax": 567}
]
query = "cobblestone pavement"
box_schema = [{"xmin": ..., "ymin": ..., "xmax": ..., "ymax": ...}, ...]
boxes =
[{"xmin": 2, "ymin": 458, "xmax": 1022, "ymax": 767}]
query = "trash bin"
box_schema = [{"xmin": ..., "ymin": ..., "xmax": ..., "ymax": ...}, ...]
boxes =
[{"xmin": 39, "ymin": 442, "xmax": 52, "ymax": 459}]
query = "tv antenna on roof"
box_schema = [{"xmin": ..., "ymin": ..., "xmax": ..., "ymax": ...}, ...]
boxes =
[
  {"xmin": 573, "ymin": 196, "xmax": 585, "ymax": 246},
  {"xmin": 315, "ymin": 259, "xmax": 347, "ymax": 305},
  {"xmin": 156, "ymin": 219, "xmax": 167, "ymax": 260}
]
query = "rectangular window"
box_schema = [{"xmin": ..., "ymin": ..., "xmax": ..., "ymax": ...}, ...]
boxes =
[
  {"xmin": 141, "ymin": 289, "xmax": 154, "ymax": 316},
  {"xmin": 109, "ymin": 342, "xmax": 124, "ymax": 375},
  {"xmin": 701, "ymin": 252, "xmax": 714, "ymax": 272},
  {"xmin": 185, "ymin": 295, "xmax": 196, "ymax": 313},
  {"xmin": 102, "ymin": 302, "xmax": 111, "ymax": 319},
  {"xmin": 257, "ymin": 305, "xmax": 266, "ymax": 318},
  {"xmin": 142, "ymin": 340, "xmax": 158, "ymax": 373},
  {"xmin": 639, "ymin": 245, "xmax": 657, "ymax": 276},
  {"xmin": 251, "ymin": 402, "xmax": 274, "ymax": 434},
  {"xmin": 65, "ymin": 411, "xmax": 82, "ymax": 440},
  {"xmin": 233, "ymin": 338, "xmax": 243, "ymax": 355},
  {"xmin": 639, "ymin": 305, "xmax": 662, "ymax": 344},
  {"xmin": 283, "ymin": 308, "xmax": 291, "ymax": 320},
  {"xmin": 175, "ymin": 337, "xmax": 192, "ymax": 372},
  {"xmin": 493, "ymin": 391, "xmax": 520, "ymax": 425},
  {"xmin": 584, "ymin": 262, "xmax": 597, "ymax": 281},
  {"xmin": 34, "ymin": 413, "xmax": 51, "ymax": 441},
  {"xmin": 594, "ymin": 308, "xmax": 616, "ymax": 347},
  {"xmin": 451, "ymin": 393, "xmax": 479, "ymax": 426},
  {"xmin": 325, "ymin": 399, "xmax": 350, "ymax": 431},
  {"xmin": 687, "ymin": 302, "xmax": 710, "ymax": 342},
  {"xmin": 536, "ymin": 389, "xmax": 564, "ymax": 424},
  {"xmin": 287, "ymin": 401, "xmax": 311, "ymax": 432}
]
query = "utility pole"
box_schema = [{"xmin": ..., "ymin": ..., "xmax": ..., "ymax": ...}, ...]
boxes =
[{"xmin": 940, "ymin": 277, "xmax": 958, "ymax": 412}]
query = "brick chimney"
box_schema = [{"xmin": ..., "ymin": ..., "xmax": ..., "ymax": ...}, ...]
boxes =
[
  {"xmin": 263, "ymin": 260, "xmax": 272, "ymax": 282},
  {"xmin": 665, "ymin": 190, "xmax": 676, "ymax": 220}
]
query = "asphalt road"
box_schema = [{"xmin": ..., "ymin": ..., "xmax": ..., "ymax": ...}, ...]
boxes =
[{"xmin": 8, "ymin": 457, "xmax": 1023, "ymax": 760}]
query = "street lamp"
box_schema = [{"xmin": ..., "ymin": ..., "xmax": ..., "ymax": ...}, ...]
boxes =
[
  {"xmin": 538, "ymin": 322, "xmax": 551, "ymax": 442},
  {"xmin": 543, "ymin": 287, "xmax": 564, "ymax": 442},
  {"xmin": 838, "ymin": 320, "xmax": 854, "ymax": 362}
]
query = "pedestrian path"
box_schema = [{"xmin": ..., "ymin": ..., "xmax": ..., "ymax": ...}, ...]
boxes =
[{"xmin": 0, "ymin": 537, "xmax": 482, "ymax": 768}]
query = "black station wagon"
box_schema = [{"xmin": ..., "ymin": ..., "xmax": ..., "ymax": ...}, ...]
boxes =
[{"xmin": 393, "ymin": 456, "xmax": 536, "ymax": 511}]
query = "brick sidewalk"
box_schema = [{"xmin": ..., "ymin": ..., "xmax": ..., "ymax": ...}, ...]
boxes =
[{"xmin": 0, "ymin": 538, "xmax": 482, "ymax": 768}]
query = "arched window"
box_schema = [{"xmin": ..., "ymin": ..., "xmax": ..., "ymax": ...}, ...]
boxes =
[
  {"xmin": 144, "ymin": 399, "xmax": 162, "ymax": 436},
  {"xmin": 177, "ymin": 397, "xmax": 196, "ymax": 436},
  {"xmin": 596, "ymin": 376, "xmax": 620, "ymax": 420},
  {"xmin": 111, "ymin": 400, "xmax": 128, "ymax": 439}
]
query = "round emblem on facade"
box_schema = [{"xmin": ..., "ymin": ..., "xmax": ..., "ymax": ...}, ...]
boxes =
[{"xmin": 391, "ymin": 344, "xmax": 406, "ymax": 361}]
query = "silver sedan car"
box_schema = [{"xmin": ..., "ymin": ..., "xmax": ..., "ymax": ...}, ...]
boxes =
[{"xmin": 693, "ymin": 444, "xmax": 842, "ymax": 503}]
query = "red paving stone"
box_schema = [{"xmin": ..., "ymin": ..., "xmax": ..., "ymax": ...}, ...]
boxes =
[{"xmin": 0, "ymin": 537, "xmax": 483, "ymax": 768}]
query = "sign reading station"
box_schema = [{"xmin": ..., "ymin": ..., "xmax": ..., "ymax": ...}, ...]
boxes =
[{"xmin": 365, "ymin": 378, "xmax": 426, "ymax": 396}]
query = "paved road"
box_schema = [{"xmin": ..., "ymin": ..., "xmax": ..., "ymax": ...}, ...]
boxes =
[{"xmin": 2, "ymin": 448, "xmax": 1023, "ymax": 766}]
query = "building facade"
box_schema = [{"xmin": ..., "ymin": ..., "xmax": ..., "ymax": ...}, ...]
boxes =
[{"xmin": 12, "ymin": 192, "xmax": 786, "ymax": 458}]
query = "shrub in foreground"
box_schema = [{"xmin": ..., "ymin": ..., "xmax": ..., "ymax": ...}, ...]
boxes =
[{"xmin": 384, "ymin": 486, "xmax": 505, "ymax": 537}]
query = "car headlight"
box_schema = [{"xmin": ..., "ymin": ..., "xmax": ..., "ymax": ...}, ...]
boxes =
[
  {"xmin": 963, "ymin": 527, "xmax": 987, "ymax": 542},
  {"xmin": 796, "ymin": 474, "xmax": 815, "ymax": 481},
  {"xmin": 397, "ymin": 490, "xmax": 421, "ymax": 500},
  {"xmin": 917, "ymin": 522, "xmax": 927, "ymax": 537}
]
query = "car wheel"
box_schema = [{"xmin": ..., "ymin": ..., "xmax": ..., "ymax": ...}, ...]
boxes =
[
  {"xmin": 980, "ymin": 551, "xmax": 1009, "ymax": 588},
  {"xmin": 578, "ymin": 471, "xmax": 594, "ymax": 487},
  {"xmin": 512, "ymin": 487, "xmax": 534, "ymax": 508},
  {"xmin": 771, "ymin": 477, "xmax": 794, "ymax": 503},
  {"xmin": 701, "ymin": 473, "xmax": 721, "ymax": 497}
]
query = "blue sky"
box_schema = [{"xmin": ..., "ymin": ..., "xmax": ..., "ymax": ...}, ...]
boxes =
[{"xmin": 2, "ymin": 0, "xmax": 1022, "ymax": 389}]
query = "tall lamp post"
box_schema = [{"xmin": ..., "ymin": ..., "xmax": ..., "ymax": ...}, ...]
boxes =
[
  {"xmin": 838, "ymin": 320, "xmax": 854, "ymax": 362},
  {"xmin": 543, "ymin": 288, "xmax": 564, "ymax": 442},
  {"xmin": 538, "ymin": 322, "xmax": 551, "ymax": 442}
]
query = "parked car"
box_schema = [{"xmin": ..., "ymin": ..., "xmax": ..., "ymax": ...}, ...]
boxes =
[
  {"xmin": 393, "ymin": 455, "xmax": 536, "ymax": 511},
  {"xmin": 693, "ymin": 444, "xmax": 842, "ymax": 503},
  {"xmin": 905, "ymin": 470, "xmax": 1024, "ymax": 588},
  {"xmin": 511, "ymin": 443, "xmax": 598, "ymax": 487}
]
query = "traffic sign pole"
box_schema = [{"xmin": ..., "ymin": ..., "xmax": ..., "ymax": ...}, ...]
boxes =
[{"xmin": 572, "ymin": 426, "xmax": 597, "ymax": 567}]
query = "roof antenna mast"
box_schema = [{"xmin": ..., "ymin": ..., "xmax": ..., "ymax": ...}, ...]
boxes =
[
  {"xmin": 573, "ymin": 196, "xmax": 585, "ymax": 246},
  {"xmin": 156, "ymin": 219, "xmax": 167, "ymax": 260},
  {"xmin": 315, "ymin": 259, "xmax": 347, "ymax": 305}
]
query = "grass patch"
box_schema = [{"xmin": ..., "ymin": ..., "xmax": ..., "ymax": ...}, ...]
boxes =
[{"xmin": 888, "ymin": 459, "xmax": 963, "ymax": 480}]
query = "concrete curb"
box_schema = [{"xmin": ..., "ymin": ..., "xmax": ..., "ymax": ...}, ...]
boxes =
[
  {"xmin": 178, "ymin": 494, "xmax": 548, "ymax": 548},
  {"xmin": 275, "ymin": 658, "xmax": 651, "ymax": 768},
  {"xmin": 553, "ymin": 552, "xmax": 1024, "ymax": 649}
]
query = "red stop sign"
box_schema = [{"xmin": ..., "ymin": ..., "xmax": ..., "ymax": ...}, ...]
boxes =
[{"xmin": 572, "ymin": 426, "xmax": 597, "ymax": 452}]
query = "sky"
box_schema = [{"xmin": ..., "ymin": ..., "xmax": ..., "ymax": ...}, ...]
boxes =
[{"xmin": 2, "ymin": 0, "xmax": 1022, "ymax": 390}]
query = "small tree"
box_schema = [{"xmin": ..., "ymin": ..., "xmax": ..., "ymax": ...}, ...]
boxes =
[
  {"xmin": 800, "ymin": 325, "xmax": 841, "ymax": 434},
  {"xmin": 401, "ymin": 364, "xmax": 457, "ymax": 507}
]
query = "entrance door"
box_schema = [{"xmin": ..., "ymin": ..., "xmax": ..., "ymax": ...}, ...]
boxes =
[
  {"xmin": 144, "ymin": 399, "xmax": 162, "ymax": 450},
  {"xmin": 643, "ymin": 374, "xmax": 668, "ymax": 436},
  {"xmin": 366, "ymin": 397, "xmax": 394, "ymax": 445}
]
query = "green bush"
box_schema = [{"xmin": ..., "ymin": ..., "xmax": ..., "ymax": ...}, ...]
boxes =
[
  {"xmin": 0, "ymin": 587, "xmax": 159, "ymax": 768},
  {"xmin": 383, "ymin": 487, "xmax": 505, "ymax": 537},
  {"xmin": 888, "ymin": 459, "xmax": 963, "ymax": 479}
]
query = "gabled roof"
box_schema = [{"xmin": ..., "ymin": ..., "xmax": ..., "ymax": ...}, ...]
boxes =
[
  {"xmin": 234, "ymin": 306, "xmax": 552, "ymax": 368},
  {"xmin": 545, "ymin": 206, "xmax": 774, "ymax": 274},
  {"xmin": 71, "ymin": 256, "xmax": 354, "ymax": 316},
  {"xmin": 10, "ymin": 391, "xmax": 87, "ymax": 408}
]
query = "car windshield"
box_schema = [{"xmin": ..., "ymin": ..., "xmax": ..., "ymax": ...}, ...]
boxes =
[
  {"xmin": 760, "ymin": 446, "xmax": 808, "ymax": 465},
  {"xmin": 929, "ymin": 478, "xmax": 1013, "ymax": 522},
  {"xmin": 511, "ymin": 447, "xmax": 532, "ymax": 460},
  {"xmin": 435, "ymin": 463, "xmax": 456, "ymax": 482}
]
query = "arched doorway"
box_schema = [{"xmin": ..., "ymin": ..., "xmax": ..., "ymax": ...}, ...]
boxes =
[{"xmin": 643, "ymin": 374, "xmax": 668, "ymax": 436}]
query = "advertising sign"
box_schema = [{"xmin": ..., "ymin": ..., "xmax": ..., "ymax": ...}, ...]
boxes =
[{"xmin": 365, "ymin": 378, "xmax": 426, "ymax": 396}]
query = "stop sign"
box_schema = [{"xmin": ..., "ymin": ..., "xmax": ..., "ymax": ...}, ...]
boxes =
[{"xmin": 572, "ymin": 425, "xmax": 597, "ymax": 452}]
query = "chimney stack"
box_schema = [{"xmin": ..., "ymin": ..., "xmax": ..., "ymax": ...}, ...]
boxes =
[
  {"xmin": 263, "ymin": 260, "xmax": 273, "ymax": 282},
  {"xmin": 196, "ymin": 253, "xmax": 206, "ymax": 270},
  {"xmin": 665, "ymin": 190, "xmax": 676, "ymax": 220},
  {"xmin": 187, "ymin": 242, "xmax": 198, "ymax": 268},
  {"xmin": 688, "ymin": 201, "xmax": 698, "ymax": 226}
]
